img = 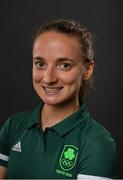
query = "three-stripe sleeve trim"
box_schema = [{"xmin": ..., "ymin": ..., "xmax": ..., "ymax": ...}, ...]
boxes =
[
  {"xmin": 77, "ymin": 174, "xmax": 112, "ymax": 180},
  {"xmin": 0, "ymin": 153, "xmax": 9, "ymax": 161}
]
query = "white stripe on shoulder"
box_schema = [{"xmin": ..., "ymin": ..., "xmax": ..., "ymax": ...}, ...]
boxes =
[
  {"xmin": 77, "ymin": 174, "xmax": 112, "ymax": 180},
  {"xmin": 0, "ymin": 153, "xmax": 9, "ymax": 161}
]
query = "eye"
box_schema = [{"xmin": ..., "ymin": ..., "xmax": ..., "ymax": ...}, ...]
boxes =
[
  {"xmin": 58, "ymin": 62, "xmax": 72, "ymax": 71},
  {"xmin": 34, "ymin": 61, "xmax": 46, "ymax": 69}
]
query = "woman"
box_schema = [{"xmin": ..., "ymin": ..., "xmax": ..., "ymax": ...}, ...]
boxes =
[{"xmin": 0, "ymin": 19, "xmax": 116, "ymax": 179}]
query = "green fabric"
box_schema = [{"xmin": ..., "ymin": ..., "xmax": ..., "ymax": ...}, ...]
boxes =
[{"xmin": 0, "ymin": 102, "xmax": 116, "ymax": 179}]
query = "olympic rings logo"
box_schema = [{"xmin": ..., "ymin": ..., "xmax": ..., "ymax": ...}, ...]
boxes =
[{"xmin": 61, "ymin": 158, "xmax": 73, "ymax": 167}]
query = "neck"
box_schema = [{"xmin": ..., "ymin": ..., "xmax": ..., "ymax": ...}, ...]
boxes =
[{"xmin": 41, "ymin": 100, "xmax": 80, "ymax": 130}]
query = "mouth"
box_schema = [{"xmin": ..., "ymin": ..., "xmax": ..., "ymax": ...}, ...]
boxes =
[{"xmin": 42, "ymin": 86, "xmax": 63, "ymax": 94}]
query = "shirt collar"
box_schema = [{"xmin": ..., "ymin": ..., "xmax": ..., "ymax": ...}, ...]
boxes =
[
  {"xmin": 27, "ymin": 101, "xmax": 90, "ymax": 136},
  {"xmin": 27, "ymin": 102, "xmax": 43, "ymax": 129},
  {"xmin": 53, "ymin": 102, "xmax": 90, "ymax": 136}
]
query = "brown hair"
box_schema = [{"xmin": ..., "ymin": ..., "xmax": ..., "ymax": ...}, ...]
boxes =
[{"xmin": 33, "ymin": 19, "xmax": 95, "ymax": 100}]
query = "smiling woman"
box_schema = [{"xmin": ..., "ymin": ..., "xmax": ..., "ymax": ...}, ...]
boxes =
[
  {"xmin": 0, "ymin": 19, "xmax": 116, "ymax": 179},
  {"xmin": 32, "ymin": 31, "xmax": 86, "ymax": 109}
]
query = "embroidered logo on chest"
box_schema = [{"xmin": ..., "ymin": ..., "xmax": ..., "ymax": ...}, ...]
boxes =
[
  {"xmin": 59, "ymin": 144, "xmax": 78, "ymax": 171},
  {"xmin": 56, "ymin": 144, "xmax": 78, "ymax": 178}
]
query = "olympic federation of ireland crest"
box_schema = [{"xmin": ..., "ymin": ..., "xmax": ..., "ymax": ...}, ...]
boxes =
[{"xmin": 59, "ymin": 145, "xmax": 78, "ymax": 171}]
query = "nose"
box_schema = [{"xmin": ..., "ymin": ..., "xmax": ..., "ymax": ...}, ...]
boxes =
[{"xmin": 42, "ymin": 66, "xmax": 58, "ymax": 84}]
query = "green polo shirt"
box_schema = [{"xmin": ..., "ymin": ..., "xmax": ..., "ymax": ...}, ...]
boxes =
[{"xmin": 0, "ymin": 102, "xmax": 116, "ymax": 179}]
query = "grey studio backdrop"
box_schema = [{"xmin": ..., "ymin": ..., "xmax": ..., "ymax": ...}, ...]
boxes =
[{"xmin": 0, "ymin": 0, "xmax": 122, "ymax": 178}]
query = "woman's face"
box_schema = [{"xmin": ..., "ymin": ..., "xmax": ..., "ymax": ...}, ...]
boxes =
[{"xmin": 32, "ymin": 31, "xmax": 92, "ymax": 106}]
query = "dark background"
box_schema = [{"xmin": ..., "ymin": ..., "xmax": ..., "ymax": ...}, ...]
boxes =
[{"xmin": 0, "ymin": 0, "xmax": 122, "ymax": 178}]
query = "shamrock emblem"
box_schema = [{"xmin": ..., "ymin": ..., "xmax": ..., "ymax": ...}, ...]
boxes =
[{"xmin": 64, "ymin": 148, "xmax": 75, "ymax": 160}]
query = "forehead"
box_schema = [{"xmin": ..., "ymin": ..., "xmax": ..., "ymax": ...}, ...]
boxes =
[
  {"xmin": 33, "ymin": 31, "xmax": 82, "ymax": 60},
  {"xmin": 33, "ymin": 30, "xmax": 80, "ymax": 45}
]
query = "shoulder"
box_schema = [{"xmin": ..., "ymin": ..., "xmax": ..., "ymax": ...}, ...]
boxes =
[
  {"xmin": 0, "ymin": 102, "xmax": 41, "ymax": 136},
  {"xmin": 77, "ymin": 102, "xmax": 114, "ymax": 144},
  {"xmin": 77, "ymin": 116, "xmax": 117, "ymax": 178},
  {"xmin": 10, "ymin": 111, "xmax": 32, "ymax": 127},
  {"xmin": 5, "ymin": 111, "xmax": 32, "ymax": 130},
  {"xmin": 78, "ymin": 113, "xmax": 117, "ymax": 161},
  {"xmin": 79, "ymin": 115, "xmax": 115, "ymax": 143},
  {"xmin": 1, "ymin": 102, "xmax": 42, "ymax": 131},
  {"xmin": 0, "ymin": 111, "xmax": 32, "ymax": 140},
  {"xmin": 0, "ymin": 111, "xmax": 30, "ymax": 130}
]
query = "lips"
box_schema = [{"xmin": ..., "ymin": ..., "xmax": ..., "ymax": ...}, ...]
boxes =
[{"xmin": 42, "ymin": 86, "xmax": 63, "ymax": 94}]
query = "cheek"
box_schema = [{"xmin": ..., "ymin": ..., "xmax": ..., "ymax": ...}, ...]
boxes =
[
  {"xmin": 32, "ymin": 68, "xmax": 42, "ymax": 82},
  {"xmin": 61, "ymin": 71, "xmax": 82, "ymax": 86}
]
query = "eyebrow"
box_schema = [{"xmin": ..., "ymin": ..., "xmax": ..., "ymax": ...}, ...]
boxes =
[
  {"xmin": 56, "ymin": 57, "xmax": 75, "ymax": 62},
  {"xmin": 33, "ymin": 56, "xmax": 75, "ymax": 62},
  {"xmin": 33, "ymin": 56, "xmax": 45, "ymax": 61}
]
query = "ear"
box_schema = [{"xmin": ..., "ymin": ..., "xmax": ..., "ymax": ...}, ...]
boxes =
[{"xmin": 82, "ymin": 60, "xmax": 94, "ymax": 80}]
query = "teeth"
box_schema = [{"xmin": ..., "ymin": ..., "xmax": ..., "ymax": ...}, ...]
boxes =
[{"xmin": 42, "ymin": 86, "xmax": 62, "ymax": 94}]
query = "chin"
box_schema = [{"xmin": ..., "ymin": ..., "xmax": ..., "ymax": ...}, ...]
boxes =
[
  {"xmin": 41, "ymin": 95, "xmax": 71, "ymax": 106},
  {"xmin": 40, "ymin": 97, "xmax": 61, "ymax": 106},
  {"xmin": 41, "ymin": 96, "xmax": 75, "ymax": 107}
]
